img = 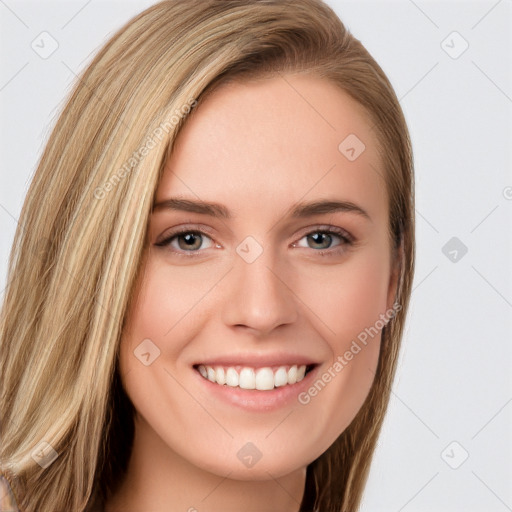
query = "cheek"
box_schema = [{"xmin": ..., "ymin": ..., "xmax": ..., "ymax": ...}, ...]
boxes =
[
  {"xmin": 290, "ymin": 247, "xmax": 391, "ymax": 443},
  {"xmin": 119, "ymin": 255, "xmax": 219, "ymax": 370},
  {"xmin": 294, "ymin": 246, "xmax": 392, "ymax": 350}
]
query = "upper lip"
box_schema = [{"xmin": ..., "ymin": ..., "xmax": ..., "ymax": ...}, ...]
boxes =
[{"xmin": 193, "ymin": 353, "xmax": 320, "ymax": 368}]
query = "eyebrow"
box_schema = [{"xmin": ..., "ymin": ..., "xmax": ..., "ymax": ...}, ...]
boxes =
[{"xmin": 152, "ymin": 197, "xmax": 371, "ymax": 221}]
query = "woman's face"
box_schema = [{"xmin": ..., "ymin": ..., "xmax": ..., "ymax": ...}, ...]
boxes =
[{"xmin": 119, "ymin": 73, "xmax": 399, "ymax": 480}]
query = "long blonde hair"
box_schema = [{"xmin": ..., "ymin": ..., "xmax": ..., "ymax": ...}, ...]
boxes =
[{"xmin": 0, "ymin": 1, "xmax": 415, "ymax": 510}]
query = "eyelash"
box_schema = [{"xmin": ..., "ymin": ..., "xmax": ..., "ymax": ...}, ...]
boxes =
[{"xmin": 155, "ymin": 225, "xmax": 355, "ymax": 258}]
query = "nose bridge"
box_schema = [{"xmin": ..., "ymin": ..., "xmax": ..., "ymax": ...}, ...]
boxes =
[{"xmin": 222, "ymin": 238, "xmax": 298, "ymax": 334}]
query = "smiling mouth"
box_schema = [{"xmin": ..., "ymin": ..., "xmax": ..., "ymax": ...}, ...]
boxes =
[{"xmin": 194, "ymin": 364, "xmax": 316, "ymax": 390}]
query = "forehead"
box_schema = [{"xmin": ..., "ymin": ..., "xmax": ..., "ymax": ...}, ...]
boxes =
[{"xmin": 157, "ymin": 73, "xmax": 387, "ymax": 223}]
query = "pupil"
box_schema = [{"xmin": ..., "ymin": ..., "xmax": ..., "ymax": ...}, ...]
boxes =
[
  {"xmin": 180, "ymin": 233, "xmax": 200, "ymax": 250},
  {"xmin": 309, "ymin": 233, "xmax": 331, "ymax": 249}
]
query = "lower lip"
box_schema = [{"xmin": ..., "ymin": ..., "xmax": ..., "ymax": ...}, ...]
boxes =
[{"xmin": 193, "ymin": 365, "xmax": 320, "ymax": 412}]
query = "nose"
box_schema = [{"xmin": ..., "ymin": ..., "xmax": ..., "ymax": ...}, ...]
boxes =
[{"xmin": 221, "ymin": 245, "xmax": 299, "ymax": 337}]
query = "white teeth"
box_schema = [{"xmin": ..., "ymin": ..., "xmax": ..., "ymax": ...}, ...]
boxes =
[
  {"xmin": 255, "ymin": 367, "xmax": 274, "ymax": 390},
  {"xmin": 288, "ymin": 365, "xmax": 297, "ymax": 384},
  {"xmin": 197, "ymin": 364, "xmax": 308, "ymax": 390},
  {"xmin": 215, "ymin": 366, "xmax": 226, "ymax": 385},
  {"xmin": 274, "ymin": 367, "xmax": 288, "ymax": 387},
  {"xmin": 239, "ymin": 368, "xmax": 256, "ymax": 389},
  {"xmin": 225, "ymin": 367, "xmax": 239, "ymax": 387}
]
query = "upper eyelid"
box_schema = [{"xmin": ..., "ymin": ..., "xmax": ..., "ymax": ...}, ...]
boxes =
[{"xmin": 155, "ymin": 224, "xmax": 215, "ymax": 244}]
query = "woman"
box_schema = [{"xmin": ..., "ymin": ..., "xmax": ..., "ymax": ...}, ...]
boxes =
[{"xmin": 0, "ymin": 0, "xmax": 415, "ymax": 510}]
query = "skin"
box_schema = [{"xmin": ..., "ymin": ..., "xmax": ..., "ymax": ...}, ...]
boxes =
[{"xmin": 106, "ymin": 73, "xmax": 399, "ymax": 512}]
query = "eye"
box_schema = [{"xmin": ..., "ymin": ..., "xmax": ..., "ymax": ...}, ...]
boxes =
[
  {"xmin": 155, "ymin": 229, "xmax": 216, "ymax": 254},
  {"xmin": 293, "ymin": 227, "xmax": 353, "ymax": 254},
  {"xmin": 155, "ymin": 225, "xmax": 354, "ymax": 257}
]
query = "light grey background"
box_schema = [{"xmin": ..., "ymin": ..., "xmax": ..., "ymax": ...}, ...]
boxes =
[{"xmin": 1, "ymin": 1, "xmax": 511, "ymax": 511}]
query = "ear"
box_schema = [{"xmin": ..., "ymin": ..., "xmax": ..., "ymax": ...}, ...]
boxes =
[{"xmin": 386, "ymin": 239, "xmax": 403, "ymax": 311}]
